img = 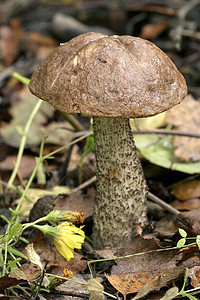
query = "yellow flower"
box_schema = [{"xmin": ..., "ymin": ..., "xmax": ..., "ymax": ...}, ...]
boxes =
[
  {"xmin": 53, "ymin": 222, "xmax": 85, "ymax": 261},
  {"xmin": 34, "ymin": 222, "xmax": 85, "ymax": 261},
  {"xmin": 63, "ymin": 268, "xmax": 73, "ymax": 278},
  {"xmin": 63, "ymin": 211, "xmax": 84, "ymax": 224}
]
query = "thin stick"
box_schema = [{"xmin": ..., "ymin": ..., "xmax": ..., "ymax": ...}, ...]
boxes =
[
  {"xmin": 148, "ymin": 192, "xmax": 180, "ymax": 216},
  {"xmin": 70, "ymin": 176, "xmax": 97, "ymax": 194},
  {"xmin": 75, "ymin": 129, "xmax": 200, "ymax": 139},
  {"xmin": 132, "ymin": 129, "xmax": 200, "ymax": 138}
]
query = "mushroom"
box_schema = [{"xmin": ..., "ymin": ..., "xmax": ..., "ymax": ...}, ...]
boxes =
[{"xmin": 29, "ymin": 32, "xmax": 187, "ymax": 249}]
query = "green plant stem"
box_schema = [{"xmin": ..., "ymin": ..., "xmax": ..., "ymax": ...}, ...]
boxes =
[
  {"xmin": 88, "ymin": 242, "xmax": 197, "ymax": 266},
  {"xmin": 7, "ymin": 99, "xmax": 43, "ymax": 188},
  {"xmin": 22, "ymin": 215, "xmax": 51, "ymax": 231},
  {"xmin": 63, "ymin": 114, "xmax": 85, "ymax": 131},
  {"xmin": 15, "ymin": 136, "xmax": 46, "ymax": 213}
]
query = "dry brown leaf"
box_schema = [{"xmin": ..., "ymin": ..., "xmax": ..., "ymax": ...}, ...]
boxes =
[
  {"xmin": 154, "ymin": 215, "xmax": 178, "ymax": 237},
  {"xmin": 0, "ymin": 275, "xmax": 24, "ymax": 291},
  {"xmin": 106, "ymin": 273, "xmax": 159, "ymax": 297},
  {"xmin": 180, "ymin": 209, "xmax": 200, "ymax": 235},
  {"xmin": 57, "ymin": 274, "xmax": 89, "ymax": 298},
  {"xmin": 171, "ymin": 198, "xmax": 200, "ymax": 211},
  {"xmin": 17, "ymin": 263, "xmax": 41, "ymax": 282},
  {"xmin": 45, "ymin": 121, "xmax": 74, "ymax": 145},
  {"xmin": 0, "ymin": 155, "xmax": 36, "ymax": 178},
  {"xmin": 140, "ymin": 20, "xmax": 169, "ymax": 39},
  {"xmin": 95, "ymin": 248, "xmax": 120, "ymax": 259},
  {"xmin": 188, "ymin": 265, "xmax": 200, "ymax": 287},
  {"xmin": 1, "ymin": 86, "xmax": 55, "ymax": 147},
  {"xmin": 166, "ymin": 95, "xmax": 200, "ymax": 162},
  {"xmin": 0, "ymin": 19, "xmax": 24, "ymax": 66},
  {"xmin": 172, "ymin": 178, "xmax": 200, "ymax": 200},
  {"xmin": 106, "ymin": 236, "xmax": 198, "ymax": 297}
]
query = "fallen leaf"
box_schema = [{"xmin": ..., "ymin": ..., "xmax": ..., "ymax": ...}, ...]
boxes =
[
  {"xmin": 188, "ymin": 266, "xmax": 200, "ymax": 287},
  {"xmin": 1, "ymin": 86, "xmax": 55, "ymax": 147},
  {"xmin": 25, "ymin": 243, "xmax": 43, "ymax": 269},
  {"xmin": 0, "ymin": 155, "xmax": 36, "ymax": 178},
  {"xmin": 86, "ymin": 279, "xmax": 105, "ymax": 300},
  {"xmin": 130, "ymin": 112, "xmax": 166, "ymax": 130},
  {"xmin": 95, "ymin": 248, "xmax": 120, "ymax": 259},
  {"xmin": 134, "ymin": 133, "xmax": 200, "ymax": 174},
  {"xmin": 171, "ymin": 198, "xmax": 200, "ymax": 211},
  {"xmin": 166, "ymin": 95, "xmax": 200, "ymax": 162},
  {"xmin": 180, "ymin": 209, "xmax": 200, "ymax": 235},
  {"xmin": 140, "ymin": 20, "xmax": 169, "ymax": 40},
  {"xmin": 154, "ymin": 216, "xmax": 179, "ymax": 237},
  {"xmin": 132, "ymin": 283, "xmax": 154, "ymax": 300},
  {"xmin": 17, "ymin": 263, "xmax": 41, "ymax": 282},
  {"xmin": 160, "ymin": 287, "xmax": 179, "ymax": 300},
  {"xmin": 106, "ymin": 236, "xmax": 198, "ymax": 297},
  {"xmin": 57, "ymin": 274, "xmax": 89, "ymax": 298},
  {"xmin": 106, "ymin": 268, "xmax": 159, "ymax": 297},
  {"xmin": 0, "ymin": 275, "xmax": 24, "ymax": 291},
  {"xmin": 172, "ymin": 178, "xmax": 200, "ymax": 200},
  {"xmin": 9, "ymin": 268, "xmax": 27, "ymax": 281},
  {"xmin": 0, "ymin": 19, "xmax": 24, "ymax": 66},
  {"xmin": 45, "ymin": 121, "xmax": 74, "ymax": 145}
]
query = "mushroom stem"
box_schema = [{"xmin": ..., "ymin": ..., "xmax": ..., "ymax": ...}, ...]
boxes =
[{"xmin": 93, "ymin": 117, "xmax": 148, "ymax": 249}]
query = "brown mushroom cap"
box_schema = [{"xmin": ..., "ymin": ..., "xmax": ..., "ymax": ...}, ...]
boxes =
[{"xmin": 29, "ymin": 32, "xmax": 187, "ymax": 118}]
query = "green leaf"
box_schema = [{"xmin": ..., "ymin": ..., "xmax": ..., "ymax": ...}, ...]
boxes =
[
  {"xmin": 7, "ymin": 247, "xmax": 27, "ymax": 259},
  {"xmin": 0, "ymin": 215, "xmax": 9, "ymax": 223},
  {"xmin": 179, "ymin": 292, "xmax": 198, "ymax": 300},
  {"xmin": 160, "ymin": 287, "xmax": 179, "ymax": 300},
  {"xmin": 196, "ymin": 237, "xmax": 200, "ymax": 250},
  {"xmin": 9, "ymin": 208, "xmax": 25, "ymax": 216},
  {"xmin": 79, "ymin": 129, "xmax": 94, "ymax": 166},
  {"xmin": 5, "ymin": 259, "xmax": 21, "ymax": 272},
  {"xmin": 179, "ymin": 228, "xmax": 187, "ymax": 238},
  {"xmin": 8, "ymin": 223, "xmax": 22, "ymax": 240},
  {"xmin": 134, "ymin": 134, "xmax": 200, "ymax": 174},
  {"xmin": 19, "ymin": 237, "xmax": 29, "ymax": 244},
  {"xmin": 0, "ymin": 249, "xmax": 4, "ymax": 265},
  {"xmin": 15, "ymin": 125, "xmax": 24, "ymax": 135},
  {"xmin": 177, "ymin": 238, "xmax": 186, "ymax": 248}
]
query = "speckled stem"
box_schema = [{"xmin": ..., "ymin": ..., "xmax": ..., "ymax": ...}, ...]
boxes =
[{"xmin": 93, "ymin": 117, "xmax": 148, "ymax": 249}]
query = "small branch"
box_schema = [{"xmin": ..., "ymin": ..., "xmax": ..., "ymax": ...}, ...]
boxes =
[
  {"xmin": 74, "ymin": 129, "xmax": 200, "ymax": 139},
  {"xmin": 132, "ymin": 129, "xmax": 200, "ymax": 138},
  {"xmin": 70, "ymin": 176, "xmax": 97, "ymax": 194},
  {"xmin": 148, "ymin": 192, "xmax": 180, "ymax": 216}
]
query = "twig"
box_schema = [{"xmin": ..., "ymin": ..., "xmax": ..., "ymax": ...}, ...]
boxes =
[
  {"xmin": 74, "ymin": 129, "xmax": 200, "ymax": 139},
  {"xmin": 148, "ymin": 192, "xmax": 180, "ymax": 216},
  {"xmin": 132, "ymin": 129, "xmax": 200, "ymax": 138},
  {"xmin": 70, "ymin": 176, "xmax": 96, "ymax": 194}
]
